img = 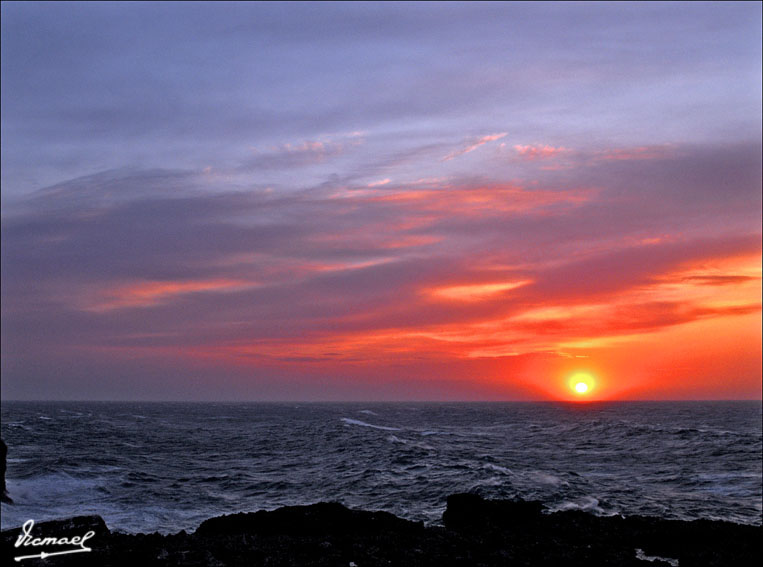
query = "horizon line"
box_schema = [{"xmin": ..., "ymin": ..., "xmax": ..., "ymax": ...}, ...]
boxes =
[{"xmin": 1, "ymin": 398, "xmax": 761, "ymax": 404}]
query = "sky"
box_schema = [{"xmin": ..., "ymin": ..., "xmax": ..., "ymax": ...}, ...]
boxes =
[{"xmin": 1, "ymin": 1, "xmax": 761, "ymax": 401}]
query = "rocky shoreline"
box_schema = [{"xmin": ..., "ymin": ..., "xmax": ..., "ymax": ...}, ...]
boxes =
[{"xmin": 2, "ymin": 494, "xmax": 760, "ymax": 566}]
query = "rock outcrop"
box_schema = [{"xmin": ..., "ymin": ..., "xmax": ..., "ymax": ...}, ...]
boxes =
[{"xmin": 2, "ymin": 495, "xmax": 760, "ymax": 566}]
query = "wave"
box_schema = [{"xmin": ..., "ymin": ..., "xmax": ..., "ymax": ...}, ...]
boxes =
[
  {"xmin": 549, "ymin": 496, "xmax": 613, "ymax": 516},
  {"xmin": 635, "ymin": 549, "xmax": 679, "ymax": 566},
  {"xmin": 483, "ymin": 463, "xmax": 513, "ymax": 475},
  {"xmin": 2, "ymin": 471, "xmax": 109, "ymax": 530},
  {"xmin": 2, "ymin": 401, "xmax": 759, "ymax": 532},
  {"xmin": 529, "ymin": 471, "xmax": 565, "ymax": 486},
  {"xmin": 58, "ymin": 410, "xmax": 86, "ymax": 418},
  {"xmin": 341, "ymin": 418, "xmax": 400, "ymax": 431}
]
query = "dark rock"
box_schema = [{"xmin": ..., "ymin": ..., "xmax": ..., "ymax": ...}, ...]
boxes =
[
  {"xmin": 443, "ymin": 493, "xmax": 544, "ymax": 530},
  {"xmin": 0, "ymin": 438, "xmax": 11, "ymax": 504},
  {"xmin": 1, "ymin": 495, "xmax": 760, "ymax": 566},
  {"xmin": 196, "ymin": 501, "xmax": 422, "ymax": 537}
]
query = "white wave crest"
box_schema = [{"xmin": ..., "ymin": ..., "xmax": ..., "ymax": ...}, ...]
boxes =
[
  {"xmin": 341, "ymin": 418, "xmax": 400, "ymax": 431},
  {"xmin": 483, "ymin": 463, "xmax": 513, "ymax": 475}
]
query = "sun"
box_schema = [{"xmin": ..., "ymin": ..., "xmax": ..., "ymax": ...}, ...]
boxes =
[{"xmin": 568, "ymin": 372, "xmax": 595, "ymax": 397}]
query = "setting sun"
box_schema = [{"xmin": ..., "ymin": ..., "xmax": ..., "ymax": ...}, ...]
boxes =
[{"xmin": 569, "ymin": 372, "xmax": 595, "ymax": 397}]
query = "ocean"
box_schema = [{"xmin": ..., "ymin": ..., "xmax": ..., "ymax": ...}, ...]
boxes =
[{"xmin": 1, "ymin": 401, "xmax": 761, "ymax": 533}]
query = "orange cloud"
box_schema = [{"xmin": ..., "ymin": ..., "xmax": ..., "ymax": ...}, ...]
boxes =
[
  {"xmin": 356, "ymin": 183, "xmax": 593, "ymax": 217},
  {"xmin": 85, "ymin": 279, "xmax": 251, "ymax": 312},
  {"xmin": 82, "ymin": 248, "xmax": 760, "ymax": 402},
  {"xmin": 427, "ymin": 280, "xmax": 531, "ymax": 302},
  {"xmin": 79, "ymin": 239, "xmax": 761, "ymax": 401}
]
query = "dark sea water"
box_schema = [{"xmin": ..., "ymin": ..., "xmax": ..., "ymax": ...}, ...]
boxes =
[{"xmin": 1, "ymin": 401, "xmax": 761, "ymax": 533}]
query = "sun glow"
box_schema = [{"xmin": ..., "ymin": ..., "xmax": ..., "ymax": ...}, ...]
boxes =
[{"xmin": 569, "ymin": 372, "xmax": 595, "ymax": 397}]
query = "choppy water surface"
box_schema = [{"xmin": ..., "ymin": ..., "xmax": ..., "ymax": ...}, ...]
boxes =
[{"xmin": 1, "ymin": 401, "xmax": 761, "ymax": 533}]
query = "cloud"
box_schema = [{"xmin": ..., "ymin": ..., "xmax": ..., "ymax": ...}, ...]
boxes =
[
  {"xmin": 2, "ymin": 139, "xmax": 760, "ymax": 398},
  {"xmin": 680, "ymin": 275, "xmax": 759, "ymax": 286},
  {"xmin": 84, "ymin": 278, "xmax": 253, "ymax": 312},
  {"xmin": 442, "ymin": 133, "xmax": 507, "ymax": 161},
  {"xmin": 426, "ymin": 280, "xmax": 531, "ymax": 302},
  {"xmin": 594, "ymin": 145, "xmax": 673, "ymax": 162},
  {"xmin": 514, "ymin": 144, "xmax": 568, "ymax": 160},
  {"xmin": 2, "ymin": 2, "xmax": 761, "ymax": 400},
  {"xmin": 524, "ymin": 235, "xmax": 761, "ymax": 303},
  {"xmin": 239, "ymin": 136, "xmax": 361, "ymax": 171},
  {"xmin": 346, "ymin": 182, "xmax": 592, "ymax": 218}
]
